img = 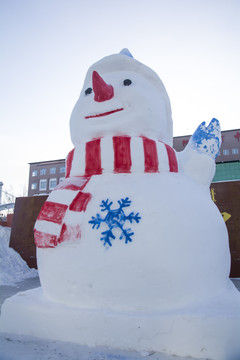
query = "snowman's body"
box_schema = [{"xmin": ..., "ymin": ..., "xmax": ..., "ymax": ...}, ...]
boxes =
[{"xmin": 36, "ymin": 169, "xmax": 231, "ymax": 312}]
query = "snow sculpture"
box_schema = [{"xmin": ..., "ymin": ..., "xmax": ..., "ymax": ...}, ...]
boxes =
[{"xmin": 1, "ymin": 49, "xmax": 240, "ymax": 360}]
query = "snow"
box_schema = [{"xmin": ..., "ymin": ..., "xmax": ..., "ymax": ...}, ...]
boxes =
[
  {"xmin": 0, "ymin": 226, "xmax": 38, "ymax": 286},
  {"xmin": 0, "ymin": 333, "xmax": 191, "ymax": 360}
]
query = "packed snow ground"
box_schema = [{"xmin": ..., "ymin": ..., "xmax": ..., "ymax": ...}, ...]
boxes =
[
  {"xmin": 0, "ymin": 335, "xmax": 191, "ymax": 360},
  {"xmin": 0, "ymin": 226, "xmax": 239, "ymax": 360}
]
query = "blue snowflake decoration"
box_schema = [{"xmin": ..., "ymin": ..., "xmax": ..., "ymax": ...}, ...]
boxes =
[{"xmin": 89, "ymin": 197, "xmax": 141, "ymax": 247}]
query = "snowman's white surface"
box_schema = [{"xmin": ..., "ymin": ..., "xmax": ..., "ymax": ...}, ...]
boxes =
[
  {"xmin": 37, "ymin": 172, "xmax": 231, "ymax": 311},
  {"xmin": 70, "ymin": 54, "xmax": 173, "ymax": 146},
  {"xmin": 37, "ymin": 52, "xmax": 232, "ymax": 312}
]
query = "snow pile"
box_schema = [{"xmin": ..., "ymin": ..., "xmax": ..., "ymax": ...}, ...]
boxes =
[{"xmin": 0, "ymin": 226, "xmax": 38, "ymax": 286}]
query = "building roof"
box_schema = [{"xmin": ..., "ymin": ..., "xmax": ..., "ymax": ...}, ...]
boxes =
[{"xmin": 28, "ymin": 159, "xmax": 65, "ymax": 165}]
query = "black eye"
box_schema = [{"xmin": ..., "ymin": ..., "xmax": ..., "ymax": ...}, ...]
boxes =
[
  {"xmin": 85, "ymin": 87, "xmax": 92, "ymax": 95},
  {"xmin": 123, "ymin": 79, "xmax": 132, "ymax": 86}
]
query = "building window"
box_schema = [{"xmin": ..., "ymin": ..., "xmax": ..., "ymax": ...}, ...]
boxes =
[
  {"xmin": 32, "ymin": 170, "xmax": 38, "ymax": 177},
  {"xmin": 31, "ymin": 183, "xmax": 37, "ymax": 190},
  {"xmin": 59, "ymin": 177, "xmax": 65, "ymax": 183},
  {"xmin": 60, "ymin": 166, "xmax": 65, "ymax": 174},
  {"xmin": 223, "ymin": 149, "xmax": 230, "ymax": 156},
  {"xmin": 50, "ymin": 167, "xmax": 56, "ymax": 174},
  {"xmin": 232, "ymin": 148, "xmax": 239, "ymax": 155},
  {"xmin": 39, "ymin": 179, "xmax": 47, "ymax": 191},
  {"xmin": 49, "ymin": 178, "xmax": 57, "ymax": 190},
  {"xmin": 40, "ymin": 168, "xmax": 46, "ymax": 175}
]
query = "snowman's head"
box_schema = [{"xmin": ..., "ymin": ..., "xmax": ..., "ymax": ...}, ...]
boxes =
[{"xmin": 70, "ymin": 49, "xmax": 173, "ymax": 146}]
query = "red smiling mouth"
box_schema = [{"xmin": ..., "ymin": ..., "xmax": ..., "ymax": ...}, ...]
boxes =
[{"xmin": 85, "ymin": 108, "xmax": 124, "ymax": 119}]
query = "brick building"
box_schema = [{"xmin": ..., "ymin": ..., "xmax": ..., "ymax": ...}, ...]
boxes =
[{"xmin": 28, "ymin": 159, "xmax": 65, "ymax": 197}]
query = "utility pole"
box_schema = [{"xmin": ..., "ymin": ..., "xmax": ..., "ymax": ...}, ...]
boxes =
[{"xmin": 0, "ymin": 182, "xmax": 3, "ymax": 205}]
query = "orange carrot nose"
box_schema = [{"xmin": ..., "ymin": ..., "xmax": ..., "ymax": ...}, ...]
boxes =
[{"xmin": 92, "ymin": 71, "xmax": 114, "ymax": 102}]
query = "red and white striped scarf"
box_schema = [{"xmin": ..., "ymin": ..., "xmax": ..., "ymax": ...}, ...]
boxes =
[
  {"xmin": 66, "ymin": 136, "xmax": 178, "ymax": 177},
  {"xmin": 34, "ymin": 136, "xmax": 178, "ymax": 248}
]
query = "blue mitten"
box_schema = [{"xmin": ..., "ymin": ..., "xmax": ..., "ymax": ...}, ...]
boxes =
[{"xmin": 189, "ymin": 118, "xmax": 221, "ymax": 159}]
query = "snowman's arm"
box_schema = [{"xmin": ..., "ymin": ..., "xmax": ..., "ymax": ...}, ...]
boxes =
[
  {"xmin": 188, "ymin": 118, "xmax": 221, "ymax": 159},
  {"xmin": 178, "ymin": 118, "xmax": 221, "ymax": 186}
]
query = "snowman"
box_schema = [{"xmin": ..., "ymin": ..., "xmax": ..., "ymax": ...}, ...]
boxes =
[{"xmin": 32, "ymin": 49, "xmax": 240, "ymax": 358}]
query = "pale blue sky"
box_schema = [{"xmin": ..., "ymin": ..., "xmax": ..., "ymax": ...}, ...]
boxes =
[{"xmin": 1, "ymin": 0, "xmax": 239, "ymax": 196}]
